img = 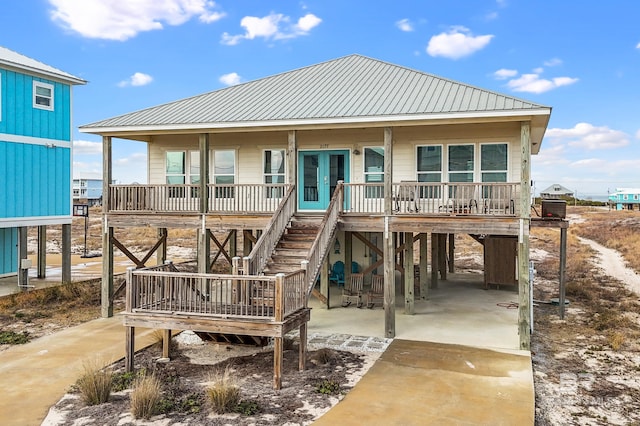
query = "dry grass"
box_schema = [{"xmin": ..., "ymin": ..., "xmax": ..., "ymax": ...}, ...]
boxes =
[
  {"xmin": 76, "ymin": 360, "xmax": 113, "ymax": 406},
  {"xmin": 571, "ymin": 207, "xmax": 640, "ymax": 273},
  {"xmin": 206, "ymin": 367, "xmax": 241, "ymax": 414},
  {"xmin": 130, "ymin": 374, "xmax": 162, "ymax": 419}
]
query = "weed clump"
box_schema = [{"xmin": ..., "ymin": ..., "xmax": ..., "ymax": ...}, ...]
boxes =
[
  {"xmin": 76, "ymin": 360, "xmax": 113, "ymax": 405},
  {"xmin": 130, "ymin": 374, "xmax": 162, "ymax": 419},
  {"xmin": 206, "ymin": 368, "xmax": 241, "ymax": 414}
]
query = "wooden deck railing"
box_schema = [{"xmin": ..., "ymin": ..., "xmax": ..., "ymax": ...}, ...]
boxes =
[
  {"xmin": 125, "ymin": 266, "xmax": 307, "ymax": 321},
  {"xmin": 246, "ymin": 186, "xmax": 296, "ymax": 275},
  {"xmin": 108, "ymin": 184, "xmax": 290, "ymax": 213},
  {"xmin": 304, "ymin": 182, "xmax": 343, "ymax": 295},
  {"xmin": 343, "ymin": 182, "xmax": 520, "ymax": 216}
]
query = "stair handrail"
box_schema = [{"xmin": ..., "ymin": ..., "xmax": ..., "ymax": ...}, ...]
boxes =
[
  {"xmin": 304, "ymin": 181, "xmax": 343, "ymax": 295},
  {"xmin": 247, "ymin": 185, "xmax": 296, "ymax": 275}
]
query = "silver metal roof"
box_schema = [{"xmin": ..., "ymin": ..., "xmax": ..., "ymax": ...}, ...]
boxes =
[
  {"xmin": 0, "ymin": 46, "xmax": 86, "ymax": 85},
  {"xmin": 81, "ymin": 54, "xmax": 550, "ymax": 131}
]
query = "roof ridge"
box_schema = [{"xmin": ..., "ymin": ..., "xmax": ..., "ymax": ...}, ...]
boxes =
[{"xmin": 0, "ymin": 45, "xmax": 86, "ymax": 84}]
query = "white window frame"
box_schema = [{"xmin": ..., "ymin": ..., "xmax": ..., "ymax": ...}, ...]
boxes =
[
  {"xmin": 33, "ymin": 81, "xmax": 54, "ymax": 111},
  {"xmin": 363, "ymin": 146, "xmax": 384, "ymax": 198},
  {"xmin": 447, "ymin": 144, "xmax": 475, "ymax": 183},
  {"xmin": 416, "ymin": 144, "xmax": 443, "ymax": 198},
  {"xmin": 211, "ymin": 149, "xmax": 237, "ymax": 198},
  {"xmin": 263, "ymin": 149, "xmax": 286, "ymax": 198},
  {"xmin": 480, "ymin": 142, "xmax": 509, "ymax": 183}
]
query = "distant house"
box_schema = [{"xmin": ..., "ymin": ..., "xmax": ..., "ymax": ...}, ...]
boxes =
[
  {"xmin": 540, "ymin": 184, "xmax": 573, "ymax": 199},
  {"xmin": 608, "ymin": 188, "xmax": 640, "ymax": 210},
  {"xmin": 0, "ymin": 46, "xmax": 85, "ymax": 283},
  {"xmin": 73, "ymin": 178, "xmax": 106, "ymax": 206}
]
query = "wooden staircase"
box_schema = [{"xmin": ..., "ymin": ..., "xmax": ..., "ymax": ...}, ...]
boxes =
[{"xmin": 263, "ymin": 215, "xmax": 321, "ymax": 275}]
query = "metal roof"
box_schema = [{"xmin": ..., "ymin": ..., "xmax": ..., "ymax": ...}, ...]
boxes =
[
  {"xmin": 0, "ymin": 45, "xmax": 86, "ymax": 85},
  {"xmin": 540, "ymin": 184, "xmax": 573, "ymax": 195},
  {"xmin": 81, "ymin": 54, "xmax": 550, "ymax": 131}
]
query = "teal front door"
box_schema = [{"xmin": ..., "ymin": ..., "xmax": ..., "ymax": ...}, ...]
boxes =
[{"xmin": 298, "ymin": 150, "xmax": 349, "ymax": 210}]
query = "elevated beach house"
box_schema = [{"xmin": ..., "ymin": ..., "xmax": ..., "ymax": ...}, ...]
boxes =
[
  {"xmin": 609, "ymin": 188, "xmax": 640, "ymax": 210},
  {"xmin": 80, "ymin": 55, "xmax": 551, "ymax": 387},
  {"xmin": 0, "ymin": 46, "xmax": 85, "ymax": 284}
]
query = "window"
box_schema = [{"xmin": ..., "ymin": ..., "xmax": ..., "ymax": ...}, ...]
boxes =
[
  {"xmin": 264, "ymin": 149, "xmax": 285, "ymax": 198},
  {"xmin": 189, "ymin": 151, "xmax": 200, "ymax": 197},
  {"xmin": 448, "ymin": 145, "xmax": 474, "ymax": 183},
  {"xmin": 33, "ymin": 81, "xmax": 54, "ymax": 111},
  {"xmin": 213, "ymin": 150, "xmax": 235, "ymax": 198},
  {"xmin": 417, "ymin": 146, "xmax": 442, "ymax": 197},
  {"xmin": 364, "ymin": 147, "xmax": 384, "ymax": 198},
  {"xmin": 481, "ymin": 144, "xmax": 508, "ymax": 182},
  {"xmin": 166, "ymin": 151, "xmax": 186, "ymax": 197}
]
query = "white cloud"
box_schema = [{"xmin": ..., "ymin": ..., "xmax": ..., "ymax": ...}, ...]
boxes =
[
  {"xmin": 219, "ymin": 72, "xmax": 241, "ymax": 86},
  {"xmin": 118, "ymin": 72, "xmax": 153, "ymax": 87},
  {"xmin": 426, "ymin": 26, "xmax": 493, "ymax": 59},
  {"xmin": 485, "ymin": 12, "xmax": 499, "ymax": 21},
  {"xmin": 48, "ymin": 0, "xmax": 225, "ymax": 41},
  {"xmin": 543, "ymin": 58, "xmax": 562, "ymax": 67},
  {"xmin": 221, "ymin": 12, "xmax": 321, "ymax": 45},
  {"xmin": 637, "ymin": 41, "xmax": 640, "ymax": 49},
  {"xmin": 73, "ymin": 140, "xmax": 102, "ymax": 155},
  {"xmin": 506, "ymin": 73, "xmax": 578, "ymax": 93},
  {"xmin": 493, "ymin": 68, "xmax": 518, "ymax": 80},
  {"xmin": 396, "ymin": 18, "xmax": 414, "ymax": 32},
  {"xmin": 636, "ymin": 129, "xmax": 640, "ymax": 139},
  {"xmin": 73, "ymin": 161, "xmax": 102, "ymax": 179},
  {"xmin": 546, "ymin": 123, "xmax": 630, "ymax": 150}
]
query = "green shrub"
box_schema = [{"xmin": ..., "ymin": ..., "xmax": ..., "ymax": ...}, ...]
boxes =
[
  {"xmin": 315, "ymin": 378, "xmax": 341, "ymax": 395},
  {"xmin": 0, "ymin": 330, "xmax": 30, "ymax": 345},
  {"xmin": 235, "ymin": 399, "xmax": 260, "ymax": 415}
]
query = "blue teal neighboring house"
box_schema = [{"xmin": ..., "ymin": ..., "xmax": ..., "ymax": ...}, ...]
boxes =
[
  {"xmin": 609, "ymin": 188, "xmax": 640, "ymax": 211},
  {"xmin": 0, "ymin": 46, "xmax": 85, "ymax": 280}
]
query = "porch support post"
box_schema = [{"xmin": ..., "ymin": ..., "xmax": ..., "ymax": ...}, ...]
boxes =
[
  {"xmin": 157, "ymin": 228, "xmax": 167, "ymax": 265},
  {"xmin": 559, "ymin": 227, "xmax": 567, "ymax": 319},
  {"xmin": 431, "ymin": 233, "xmax": 439, "ymax": 289},
  {"xmin": 125, "ymin": 326, "xmax": 135, "ymax": 372},
  {"xmin": 438, "ymin": 233, "xmax": 447, "ymax": 280},
  {"xmin": 17, "ymin": 227, "xmax": 28, "ymax": 289},
  {"xmin": 448, "ymin": 233, "xmax": 455, "ymax": 273},
  {"xmin": 199, "ymin": 133, "xmax": 209, "ymax": 214},
  {"xmin": 288, "ymin": 130, "xmax": 297, "ymax": 208},
  {"xmin": 419, "ymin": 233, "xmax": 428, "ymax": 299},
  {"xmin": 198, "ymin": 228, "xmax": 211, "ymax": 274},
  {"xmin": 37, "ymin": 225, "xmax": 46, "ymax": 278},
  {"xmin": 229, "ymin": 229, "xmax": 237, "ymax": 259},
  {"xmin": 518, "ymin": 121, "xmax": 532, "ymax": 350},
  {"xmin": 404, "ymin": 232, "xmax": 414, "ymax": 315},
  {"xmin": 345, "ymin": 231, "xmax": 353, "ymax": 281},
  {"xmin": 61, "ymin": 224, "xmax": 71, "ymax": 283},
  {"xmin": 320, "ymin": 256, "xmax": 330, "ymax": 309},
  {"xmin": 383, "ymin": 127, "xmax": 395, "ymax": 338},
  {"xmin": 102, "ymin": 136, "xmax": 114, "ymax": 318}
]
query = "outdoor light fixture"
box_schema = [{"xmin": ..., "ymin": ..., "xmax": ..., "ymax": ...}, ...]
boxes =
[{"xmin": 334, "ymin": 238, "xmax": 341, "ymax": 254}]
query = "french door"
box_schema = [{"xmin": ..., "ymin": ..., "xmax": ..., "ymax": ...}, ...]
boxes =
[{"xmin": 298, "ymin": 150, "xmax": 349, "ymax": 210}]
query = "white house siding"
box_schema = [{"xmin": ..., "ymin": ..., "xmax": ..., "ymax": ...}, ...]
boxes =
[{"xmin": 147, "ymin": 122, "xmax": 525, "ymax": 186}]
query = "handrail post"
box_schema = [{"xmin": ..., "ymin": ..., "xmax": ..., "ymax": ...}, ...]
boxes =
[
  {"xmin": 275, "ymin": 273, "xmax": 284, "ymax": 322},
  {"xmin": 125, "ymin": 266, "xmax": 134, "ymax": 312},
  {"xmin": 243, "ymin": 256, "xmax": 250, "ymax": 276},
  {"xmin": 301, "ymin": 260, "xmax": 309, "ymax": 308}
]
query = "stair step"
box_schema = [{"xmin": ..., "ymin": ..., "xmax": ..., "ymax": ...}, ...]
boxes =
[{"xmin": 278, "ymin": 241, "xmax": 314, "ymax": 249}]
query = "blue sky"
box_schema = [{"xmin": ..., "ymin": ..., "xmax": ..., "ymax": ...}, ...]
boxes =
[{"xmin": 1, "ymin": 0, "xmax": 639, "ymax": 198}]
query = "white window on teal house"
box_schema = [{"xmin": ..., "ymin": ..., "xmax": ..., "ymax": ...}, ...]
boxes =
[
  {"xmin": 33, "ymin": 81, "xmax": 54, "ymax": 111},
  {"xmin": 481, "ymin": 143, "xmax": 508, "ymax": 182},
  {"xmin": 417, "ymin": 145, "xmax": 442, "ymax": 197},
  {"xmin": 213, "ymin": 150, "xmax": 236, "ymax": 198},
  {"xmin": 364, "ymin": 147, "xmax": 384, "ymax": 198},
  {"xmin": 264, "ymin": 149, "xmax": 285, "ymax": 198}
]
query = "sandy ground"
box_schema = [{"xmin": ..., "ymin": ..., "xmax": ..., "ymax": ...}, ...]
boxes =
[{"xmin": 578, "ymin": 236, "xmax": 640, "ymax": 294}]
